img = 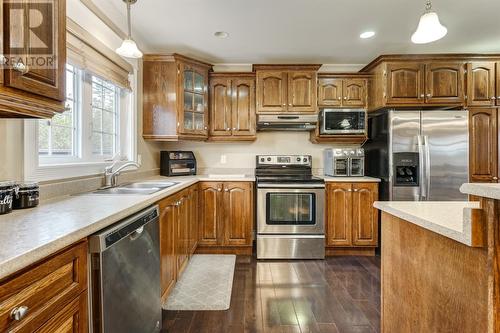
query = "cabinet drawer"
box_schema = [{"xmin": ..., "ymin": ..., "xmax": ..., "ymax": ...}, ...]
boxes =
[
  {"xmin": 34, "ymin": 291, "xmax": 88, "ymax": 333},
  {"xmin": 0, "ymin": 241, "xmax": 87, "ymax": 332}
]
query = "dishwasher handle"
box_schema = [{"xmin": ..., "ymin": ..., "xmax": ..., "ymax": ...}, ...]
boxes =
[{"xmin": 89, "ymin": 205, "xmax": 159, "ymax": 253}]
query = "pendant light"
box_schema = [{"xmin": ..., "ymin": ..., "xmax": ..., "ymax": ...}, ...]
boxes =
[
  {"xmin": 116, "ymin": 0, "xmax": 143, "ymax": 59},
  {"xmin": 411, "ymin": 0, "xmax": 448, "ymax": 44}
]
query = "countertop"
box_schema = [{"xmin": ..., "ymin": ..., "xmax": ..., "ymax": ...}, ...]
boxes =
[
  {"xmin": 320, "ymin": 176, "xmax": 381, "ymax": 183},
  {"xmin": 460, "ymin": 183, "xmax": 500, "ymax": 200},
  {"xmin": 374, "ymin": 201, "xmax": 481, "ymax": 246},
  {"xmin": 0, "ymin": 175, "xmax": 255, "ymax": 280}
]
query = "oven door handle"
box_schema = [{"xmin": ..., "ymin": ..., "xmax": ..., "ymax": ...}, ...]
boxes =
[{"xmin": 257, "ymin": 183, "xmax": 325, "ymax": 189}]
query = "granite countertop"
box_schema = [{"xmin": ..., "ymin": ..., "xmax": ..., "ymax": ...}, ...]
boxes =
[
  {"xmin": 460, "ymin": 183, "xmax": 500, "ymax": 200},
  {"xmin": 0, "ymin": 175, "xmax": 255, "ymax": 280},
  {"xmin": 320, "ymin": 176, "xmax": 381, "ymax": 182},
  {"xmin": 374, "ymin": 201, "xmax": 481, "ymax": 246}
]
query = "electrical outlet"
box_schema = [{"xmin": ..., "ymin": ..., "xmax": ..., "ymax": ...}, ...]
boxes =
[{"xmin": 220, "ymin": 154, "xmax": 227, "ymax": 164}]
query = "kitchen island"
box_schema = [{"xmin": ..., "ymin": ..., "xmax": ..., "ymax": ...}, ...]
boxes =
[{"xmin": 374, "ymin": 200, "xmax": 495, "ymax": 333}]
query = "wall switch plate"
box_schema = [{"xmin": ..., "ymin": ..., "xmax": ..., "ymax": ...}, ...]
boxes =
[{"xmin": 220, "ymin": 154, "xmax": 227, "ymax": 164}]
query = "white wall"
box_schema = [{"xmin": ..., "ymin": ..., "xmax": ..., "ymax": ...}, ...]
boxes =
[{"xmin": 162, "ymin": 131, "xmax": 359, "ymax": 174}]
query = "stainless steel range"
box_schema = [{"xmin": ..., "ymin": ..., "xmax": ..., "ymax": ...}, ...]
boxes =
[{"xmin": 256, "ymin": 155, "xmax": 325, "ymax": 259}]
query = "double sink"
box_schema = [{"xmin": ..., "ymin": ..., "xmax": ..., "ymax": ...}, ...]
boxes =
[{"xmin": 91, "ymin": 181, "xmax": 179, "ymax": 195}]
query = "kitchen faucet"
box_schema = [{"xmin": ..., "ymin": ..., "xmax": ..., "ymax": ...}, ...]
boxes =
[{"xmin": 104, "ymin": 161, "xmax": 140, "ymax": 187}]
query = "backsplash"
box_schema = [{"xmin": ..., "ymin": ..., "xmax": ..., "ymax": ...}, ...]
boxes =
[{"xmin": 161, "ymin": 131, "xmax": 361, "ymax": 175}]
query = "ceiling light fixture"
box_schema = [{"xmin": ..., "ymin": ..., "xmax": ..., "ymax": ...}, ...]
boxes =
[
  {"xmin": 411, "ymin": 0, "xmax": 447, "ymax": 44},
  {"xmin": 116, "ymin": 0, "xmax": 143, "ymax": 59},
  {"xmin": 214, "ymin": 31, "xmax": 229, "ymax": 39},
  {"xmin": 360, "ymin": 31, "xmax": 376, "ymax": 39}
]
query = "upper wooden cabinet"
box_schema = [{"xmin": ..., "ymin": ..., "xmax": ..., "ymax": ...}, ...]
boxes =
[
  {"xmin": 425, "ymin": 62, "xmax": 465, "ymax": 104},
  {"xmin": 469, "ymin": 108, "xmax": 498, "ymax": 183},
  {"xmin": 209, "ymin": 73, "xmax": 256, "ymax": 141},
  {"xmin": 0, "ymin": 0, "xmax": 66, "ymax": 118},
  {"xmin": 466, "ymin": 62, "xmax": 499, "ymax": 107},
  {"xmin": 198, "ymin": 181, "xmax": 254, "ymax": 249},
  {"xmin": 385, "ymin": 62, "xmax": 425, "ymax": 104},
  {"xmin": 143, "ymin": 54, "xmax": 211, "ymax": 141},
  {"xmin": 254, "ymin": 64, "xmax": 320, "ymax": 114},
  {"xmin": 318, "ymin": 75, "xmax": 368, "ymax": 108},
  {"xmin": 326, "ymin": 182, "xmax": 379, "ymax": 251}
]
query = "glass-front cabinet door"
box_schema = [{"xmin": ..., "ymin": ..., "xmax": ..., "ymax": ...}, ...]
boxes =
[{"xmin": 178, "ymin": 62, "xmax": 208, "ymax": 136}]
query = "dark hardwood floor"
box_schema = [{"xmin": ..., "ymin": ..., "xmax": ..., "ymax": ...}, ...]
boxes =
[{"xmin": 162, "ymin": 256, "xmax": 381, "ymax": 333}]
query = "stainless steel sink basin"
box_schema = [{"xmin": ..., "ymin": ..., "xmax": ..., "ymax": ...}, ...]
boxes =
[{"xmin": 91, "ymin": 181, "xmax": 179, "ymax": 195}]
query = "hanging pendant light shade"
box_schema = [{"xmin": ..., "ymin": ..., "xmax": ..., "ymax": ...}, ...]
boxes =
[
  {"xmin": 411, "ymin": 0, "xmax": 447, "ymax": 44},
  {"xmin": 116, "ymin": 0, "xmax": 143, "ymax": 59}
]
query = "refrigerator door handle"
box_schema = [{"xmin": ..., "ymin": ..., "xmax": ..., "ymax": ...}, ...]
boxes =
[
  {"xmin": 417, "ymin": 135, "xmax": 426, "ymax": 201},
  {"xmin": 423, "ymin": 135, "xmax": 431, "ymax": 201}
]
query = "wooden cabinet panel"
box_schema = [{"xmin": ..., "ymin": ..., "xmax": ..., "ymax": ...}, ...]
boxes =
[
  {"xmin": 343, "ymin": 79, "xmax": 366, "ymax": 107},
  {"xmin": 256, "ymin": 71, "xmax": 287, "ymax": 112},
  {"xmin": 199, "ymin": 182, "xmax": 221, "ymax": 245},
  {"xmin": 34, "ymin": 291, "xmax": 87, "ymax": 333},
  {"xmin": 352, "ymin": 183, "xmax": 378, "ymax": 246},
  {"xmin": 287, "ymin": 71, "xmax": 317, "ymax": 112},
  {"xmin": 469, "ymin": 108, "xmax": 498, "ymax": 182},
  {"xmin": 176, "ymin": 193, "xmax": 190, "ymax": 275},
  {"xmin": 326, "ymin": 183, "xmax": 352, "ymax": 246},
  {"xmin": 385, "ymin": 63, "xmax": 425, "ymax": 104},
  {"xmin": 189, "ymin": 186, "xmax": 199, "ymax": 255},
  {"xmin": 209, "ymin": 78, "xmax": 232, "ymax": 136},
  {"xmin": 0, "ymin": 241, "xmax": 87, "ymax": 333},
  {"xmin": 159, "ymin": 196, "xmax": 177, "ymax": 298},
  {"xmin": 425, "ymin": 62, "xmax": 465, "ymax": 104},
  {"xmin": 223, "ymin": 182, "xmax": 253, "ymax": 246},
  {"xmin": 3, "ymin": 0, "xmax": 66, "ymax": 101},
  {"xmin": 318, "ymin": 78, "xmax": 342, "ymax": 106},
  {"xmin": 497, "ymin": 62, "xmax": 500, "ymax": 106},
  {"xmin": 231, "ymin": 78, "xmax": 256, "ymax": 136},
  {"xmin": 467, "ymin": 62, "xmax": 496, "ymax": 106}
]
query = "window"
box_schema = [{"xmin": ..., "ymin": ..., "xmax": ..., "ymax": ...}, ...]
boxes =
[{"xmin": 25, "ymin": 63, "xmax": 136, "ymax": 181}]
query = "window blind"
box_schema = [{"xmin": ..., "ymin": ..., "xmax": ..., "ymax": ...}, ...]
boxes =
[{"xmin": 66, "ymin": 18, "xmax": 133, "ymax": 90}]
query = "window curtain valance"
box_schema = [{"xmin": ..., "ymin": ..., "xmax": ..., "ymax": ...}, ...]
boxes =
[{"xmin": 66, "ymin": 18, "xmax": 133, "ymax": 90}]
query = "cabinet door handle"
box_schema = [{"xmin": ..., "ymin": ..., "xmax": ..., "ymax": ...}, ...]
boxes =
[
  {"xmin": 233, "ymin": 127, "xmax": 236, "ymax": 130},
  {"xmin": 420, "ymin": 94, "xmax": 425, "ymax": 98},
  {"xmin": 10, "ymin": 306, "xmax": 29, "ymax": 321},
  {"xmin": 224, "ymin": 189, "xmax": 229, "ymax": 192},
  {"xmin": 344, "ymin": 96, "xmax": 347, "ymax": 100},
  {"xmin": 492, "ymin": 97, "xmax": 497, "ymax": 100},
  {"xmin": 217, "ymin": 188, "xmax": 222, "ymax": 192},
  {"xmin": 493, "ymin": 177, "xmax": 499, "ymax": 181},
  {"xmin": 426, "ymin": 93, "xmax": 431, "ymax": 98}
]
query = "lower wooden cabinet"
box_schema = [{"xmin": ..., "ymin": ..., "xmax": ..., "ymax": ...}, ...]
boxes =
[
  {"xmin": 198, "ymin": 181, "xmax": 254, "ymax": 252},
  {"xmin": 158, "ymin": 184, "xmax": 199, "ymax": 300},
  {"xmin": 0, "ymin": 241, "xmax": 88, "ymax": 333},
  {"xmin": 326, "ymin": 182, "xmax": 378, "ymax": 255},
  {"xmin": 469, "ymin": 107, "xmax": 498, "ymax": 182}
]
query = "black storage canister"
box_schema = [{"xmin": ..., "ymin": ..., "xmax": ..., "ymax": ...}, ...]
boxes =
[
  {"xmin": 0, "ymin": 181, "xmax": 15, "ymax": 215},
  {"xmin": 13, "ymin": 182, "xmax": 39, "ymax": 209}
]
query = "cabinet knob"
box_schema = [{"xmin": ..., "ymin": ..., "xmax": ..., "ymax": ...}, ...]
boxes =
[
  {"xmin": 282, "ymin": 103, "xmax": 286, "ymax": 107},
  {"xmin": 343, "ymin": 97, "xmax": 347, "ymax": 100},
  {"xmin": 338, "ymin": 97, "xmax": 341, "ymax": 100},
  {"xmin": 426, "ymin": 93, "xmax": 431, "ymax": 97},
  {"xmin": 0, "ymin": 55, "xmax": 6, "ymax": 65},
  {"xmin": 347, "ymin": 189, "xmax": 352, "ymax": 192},
  {"xmin": 217, "ymin": 188, "xmax": 222, "ymax": 192},
  {"xmin": 233, "ymin": 127, "xmax": 236, "ymax": 130},
  {"xmin": 420, "ymin": 94, "xmax": 425, "ymax": 98},
  {"xmin": 493, "ymin": 177, "xmax": 498, "ymax": 181},
  {"xmin": 224, "ymin": 189, "xmax": 229, "ymax": 192},
  {"xmin": 13, "ymin": 62, "xmax": 29, "ymax": 74},
  {"xmin": 492, "ymin": 97, "xmax": 497, "ymax": 100},
  {"xmin": 353, "ymin": 189, "xmax": 359, "ymax": 192},
  {"xmin": 204, "ymin": 126, "xmax": 208, "ymax": 130},
  {"xmin": 10, "ymin": 306, "xmax": 29, "ymax": 321}
]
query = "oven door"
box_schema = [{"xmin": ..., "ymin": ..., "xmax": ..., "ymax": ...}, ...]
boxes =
[
  {"xmin": 257, "ymin": 185, "xmax": 325, "ymax": 235},
  {"xmin": 321, "ymin": 109, "xmax": 366, "ymax": 135}
]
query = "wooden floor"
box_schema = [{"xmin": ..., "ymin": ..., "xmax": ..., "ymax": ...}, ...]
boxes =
[{"xmin": 162, "ymin": 255, "xmax": 381, "ymax": 333}]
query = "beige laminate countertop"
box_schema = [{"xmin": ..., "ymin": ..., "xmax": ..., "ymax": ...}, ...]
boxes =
[
  {"xmin": 374, "ymin": 201, "xmax": 481, "ymax": 246},
  {"xmin": 320, "ymin": 176, "xmax": 381, "ymax": 183},
  {"xmin": 0, "ymin": 175, "xmax": 255, "ymax": 280},
  {"xmin": 460, "ymin": 183, "xmax": 500, "ymax": 200}
]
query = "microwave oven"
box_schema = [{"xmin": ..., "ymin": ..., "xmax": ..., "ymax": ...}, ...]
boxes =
[{"xmin": 319, "ymin": 109, "xmax": 366, "ymax": 135}]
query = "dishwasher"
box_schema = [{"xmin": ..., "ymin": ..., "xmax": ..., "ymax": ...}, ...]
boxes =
[{"xmin": 89, "ymin": 205, "xmax": 161, "ymax": 333}]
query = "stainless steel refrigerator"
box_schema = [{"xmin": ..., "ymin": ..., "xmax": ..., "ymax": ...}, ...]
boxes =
[{"xmin": 364, "ymin": 109, "xmax": 469, "ymax": 201}]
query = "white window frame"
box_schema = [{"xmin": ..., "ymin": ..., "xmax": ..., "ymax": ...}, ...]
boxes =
[{"xmin": 24, "ymin": 67, "xmax": 137, "ymax": 182}]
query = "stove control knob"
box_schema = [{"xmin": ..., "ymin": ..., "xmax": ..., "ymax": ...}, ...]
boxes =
[
  {"xmin": 260, "ymin": 157, "xmax": 265, "ymax": 162},
  {"xmin": 267, "ymin": 157, "xmax": 271, "ymax": 162},
  {"xmin": 303, "ymin": 157, "xmax": 308, "ymax": 162},
  {"xmin": 296, "ymin": 157, "xmax": 301, "ymax": 162}
]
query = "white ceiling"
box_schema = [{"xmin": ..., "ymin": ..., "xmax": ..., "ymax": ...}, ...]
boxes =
[{"xmin": 95, "ymin": 0, "xmax": 500, "ymax": 65}]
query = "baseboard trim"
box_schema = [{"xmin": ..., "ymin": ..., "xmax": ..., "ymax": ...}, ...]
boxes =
[{"xmin": 326, "ymin": 247, "xmax": 376, "ymax": 256}]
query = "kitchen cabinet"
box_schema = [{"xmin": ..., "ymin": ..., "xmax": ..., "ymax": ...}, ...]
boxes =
[
  {"xmin": 188, "ymin": 185, "xmax": 199, "ymax": 255},
  {"xmin": 469, "ymin": 108, "xmax": 498, "ymax": 183},
  {"xmin": 198, "ymin": 181, "xmax": 254, "ymax": 253},
  {"xmin": 325, "ymin": 182, "xmax": 378, "ymax": 254},
  {"xmin": 318, "ymin": 76, "xmax": 367, "ymax": 108},
  {"xmin": 209, "ymin": 73, "xmax": 256, "ymax": 141},
  {"xmin": 176, "ymin": 191, "xmax": 190, "ymax": 275},
  {"xmin": 0, "ymin": 241, "xmax": 87, "ymax": 333},
  {"xmin": 425, "ymin": 62, "xmax": 465, "ymax": 104},
  {"xmin": 497, "ymin": 62, "xmax": 500, "ymax": 106},
  {"xmin": 0, "ymin": 0, "xmax": 66, "ymax": 118},
  {"xmin": 467, "ymin": 62, "xmax": 496, "ymax": 106},
  {"xmin": 385, "ymin": 62, "xmax": 426, "ymax": 104},
  {"xmin": 255, "ymin": 65, "xmax": 320, "ymax": 114},
  {"xmin": 143, "ymin": 54, "xmax": 211, "ymax": 141},
  {"xmin": 159, "ymin": 195, "xmax": 178, "ymax": 298}
]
